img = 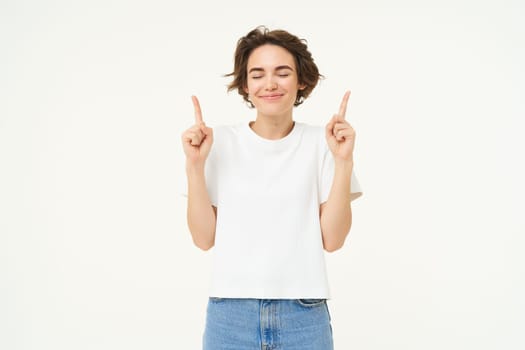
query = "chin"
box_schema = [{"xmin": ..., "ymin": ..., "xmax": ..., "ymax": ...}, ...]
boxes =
[{"xmin": 254, "ymin": 102, "xmax": 294, "ymax": 116}]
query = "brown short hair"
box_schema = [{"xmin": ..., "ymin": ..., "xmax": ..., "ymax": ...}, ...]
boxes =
[{"xmin": 225, "ymin": 26, "xmax": 323, "ymax": 107}]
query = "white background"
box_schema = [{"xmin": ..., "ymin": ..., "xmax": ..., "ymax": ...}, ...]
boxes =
[{"xmin": 1, "ymin": 0, "xmax": 524, "ymax": 349}]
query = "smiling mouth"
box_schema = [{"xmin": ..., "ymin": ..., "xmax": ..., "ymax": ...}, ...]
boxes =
[{"xmin": 260, "ymin": 94, "xmax": 283, "ymax": 100}]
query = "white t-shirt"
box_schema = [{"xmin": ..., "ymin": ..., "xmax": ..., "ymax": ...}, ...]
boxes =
[{"xmin": 190, "ymin": 121, "xmax": 363, "ymax": 299}]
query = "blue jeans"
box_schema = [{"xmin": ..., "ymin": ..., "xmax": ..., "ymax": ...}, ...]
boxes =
[{"xmin": 203, "ymin": 298, "xmax": 334, "ymax": 350}]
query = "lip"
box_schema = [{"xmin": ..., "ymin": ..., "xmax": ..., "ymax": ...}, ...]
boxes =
[{"xmin": 259, "ymin": 94, "xmax": 284, "ymax": 101}]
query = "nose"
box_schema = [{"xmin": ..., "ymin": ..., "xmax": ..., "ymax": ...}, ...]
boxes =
[{"xmin": 265, "ymin": 77, "xmax": 277, "ymax": 90}]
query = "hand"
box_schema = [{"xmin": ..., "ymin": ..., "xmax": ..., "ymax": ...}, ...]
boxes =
[
  {"xmin": 181, "ymin": 96, "xmax": 214, "ymax": 166},
  {"xmin": 325, "ymin": 91, "xmax": 356, "ymax": 162}
]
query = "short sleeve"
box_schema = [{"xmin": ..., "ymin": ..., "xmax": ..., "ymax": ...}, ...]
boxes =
[{"xmin": 319, "ymin": 143, "xmax": 363, "ymax": 204}]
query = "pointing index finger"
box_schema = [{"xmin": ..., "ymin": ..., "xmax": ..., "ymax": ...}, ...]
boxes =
[
  {"xmin": 338, "ymin": 90, "xmax": 351, "ymax": 119},
  {"xmin": 192, "ymin": 95, "xmax": 203, "ymax": 124}
]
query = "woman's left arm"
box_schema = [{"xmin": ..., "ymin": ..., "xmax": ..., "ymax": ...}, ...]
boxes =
[
  {"xmin": 320, "ymin": 160, "xmax": 354, "ymax": 252},
  {"xmin": 320, "ymin": 91, "xmax": 356, "ymax": 252}
]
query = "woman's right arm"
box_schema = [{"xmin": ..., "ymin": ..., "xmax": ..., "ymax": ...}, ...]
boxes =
[
  {"xmin": 186, "ymin": 164, "xmax": 216, "ymax": 250},
  {"xmin": 181, "ymin": 96, "xmax": 216, "ymax": 250}
]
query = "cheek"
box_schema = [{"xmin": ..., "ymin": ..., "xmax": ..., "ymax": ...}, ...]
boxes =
[
  {"xmin": 283, "ymin": 78, "xmax": 299, "ymax": 90},
  {"xmin": 246, "ymin": 80, "xmax": 261, "ymax": 94}
]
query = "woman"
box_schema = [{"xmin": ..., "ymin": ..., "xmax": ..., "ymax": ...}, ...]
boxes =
[{"xmin": 182, "ymin": 26, "xmax": 363, "ymax": 350}]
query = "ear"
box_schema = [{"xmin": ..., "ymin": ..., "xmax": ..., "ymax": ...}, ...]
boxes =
[{"xmin": 298, "ymin": 83, "xmax": 306, "ymax": 90}]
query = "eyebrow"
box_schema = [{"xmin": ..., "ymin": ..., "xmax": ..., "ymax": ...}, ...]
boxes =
[{"xmin": 248, "ymin": 65, "xmax": 294, "ymax": 74}]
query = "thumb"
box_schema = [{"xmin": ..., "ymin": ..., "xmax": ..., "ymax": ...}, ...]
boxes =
[
  {"xmin": 200, "ymin": 124, "xmax": 212, "ymax": 135},
  {"xmin": 201, "ymin": 125, "xmax": 213, "ymax": 143},
  {"xmin": 325, "ymin": 114, "xmax": 337, "ymax": 139}
]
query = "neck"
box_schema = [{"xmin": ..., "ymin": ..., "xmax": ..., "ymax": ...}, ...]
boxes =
[{"xmin": 250, "ymin": 111, "xmax": 295, "ymax": 140}]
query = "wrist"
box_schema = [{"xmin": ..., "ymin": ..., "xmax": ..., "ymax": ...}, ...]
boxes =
[
  {"xmin": 186, "ymin": 161, "xmax": 205, "ymax": 175},
  {"xmin": 334, "ymin": 158, "xmax": 354, "ymax": 171}
]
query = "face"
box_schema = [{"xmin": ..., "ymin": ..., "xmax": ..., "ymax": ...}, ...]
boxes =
[{"xmin": 244, "ymin": 44, "xmax": 305, "ymax": 117}]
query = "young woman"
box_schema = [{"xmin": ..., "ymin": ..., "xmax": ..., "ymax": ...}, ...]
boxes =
[{"xmin": 182, "ymin": 26, "xmax": 363, "ymax": 350}]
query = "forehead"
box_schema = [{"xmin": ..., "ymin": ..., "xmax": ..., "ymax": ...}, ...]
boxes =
[{"xmin": 247, "ymin": 44, "xmax": 296, "ymax": 70}]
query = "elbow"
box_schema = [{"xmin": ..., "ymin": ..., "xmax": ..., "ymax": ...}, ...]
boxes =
[
  {"xmin": 188, "ymin": 220, "xmax": 216, "ymax": 251},
  {"xmin": 321, "ymin": 226, "xmax": 351, "ymax": 253},
  {"xmin": 323, "ymin": 240, "xmax": 344, "ymax": 253},
  {"xmin": 322, "ymin": 232, "xmax": 346, "ymax": 252},
  {"xmin": 189, "ymin": 227, "xmax": 215, "ymax": 251},
  {"xmin": 193, "ymin": 236, "xmax": 215, "ymax": 251},
  {"xmin": 198, "ymin": 243, "xmax": 214, "ymax": 251}
]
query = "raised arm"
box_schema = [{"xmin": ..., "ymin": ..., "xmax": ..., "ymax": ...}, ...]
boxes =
[
  {"xmin": 181, "ymin": 96, "xmax": 217, "ymax": 250},
  {"xmin": 320, "ymin": 91, "xmax": 355, "ymax": 252}
]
